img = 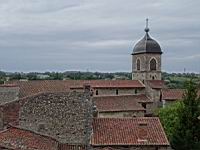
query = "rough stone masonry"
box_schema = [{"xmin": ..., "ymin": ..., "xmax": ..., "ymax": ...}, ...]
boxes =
[{"xmin": 19, "ymin": 91, "xmax": 94, "ymax": 146}]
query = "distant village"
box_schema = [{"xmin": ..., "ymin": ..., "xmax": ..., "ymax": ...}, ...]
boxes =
[{"xmin": 0, "ymin": 21, "xmax": 199, "ymax": 150}]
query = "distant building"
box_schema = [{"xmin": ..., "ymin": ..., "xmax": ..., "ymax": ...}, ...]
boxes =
[{"xmin": 37, "ymin": 74, "xmax": 50, "ymax": 79}]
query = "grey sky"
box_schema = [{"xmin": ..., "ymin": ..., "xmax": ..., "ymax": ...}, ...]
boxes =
[{"xmin": 0, "ymin": 0, "xmax": 200, "ymax": 73}]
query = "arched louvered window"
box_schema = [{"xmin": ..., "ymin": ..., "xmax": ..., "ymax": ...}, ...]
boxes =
[
  {"xmin": 150, "ymin": 58, "xmax": 157, "ymax": 71},
  {"xmin": 136, "ymin": 59, "xmax": 141, "ymax": 71}
]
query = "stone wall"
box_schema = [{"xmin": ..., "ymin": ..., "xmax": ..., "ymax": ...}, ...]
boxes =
[
  {"xmin": 0, "ymin": 100, "xmax": 20, "ymax": 130},
  {"xmin": 19, "ymin": 92, "xmax": 93, "ymax": 145},
  {"xmin": 0, "ymin": 86, "xmax": 19, "ymax": 105},
  {"xmin": 98, "ymin": 111, "xmax": 144, "ymax": 118},
  {"xmin": 132, "ymin": 53, "xmax": 162, "ymax": 81},
  {"xmin": 162, "ymin": 100, "xmax": 176, "ymax": 108},
  {"xmin": 94, "ymin": 88, "xmax": 145, "ymax": 96},
  {"xmin": 145, "ymin": 83, "xmax": 162, "ymax": 110},
  {"xmin": 145, "ymin": 103, "xmax": 154, "ymax": 115}
]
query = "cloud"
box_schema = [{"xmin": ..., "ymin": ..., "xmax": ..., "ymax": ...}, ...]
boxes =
[{"xmin": 0, "ymin": 0, "xmax": 199, "ymax": 72}]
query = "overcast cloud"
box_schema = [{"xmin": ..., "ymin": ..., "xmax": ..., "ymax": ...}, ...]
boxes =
[{"xmin": 0, "ymin": 0, "xmax": 200, "ymax": 73}]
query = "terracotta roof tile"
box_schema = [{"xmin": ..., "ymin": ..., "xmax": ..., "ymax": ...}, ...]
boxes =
[
  {"xmin": 146, "ymin": 80, "xmax": 165, "ymax": 89},
  {"xmin": 162, "ymin": 89, "xmax": 200, "ymax": 101},
  {"xmin": 7, "ymin": 80, "xmax": 145, "ymax": 98},
  {"xmin": 0, "ymin": 126, "xmax": 58, "ymax": 150},
  {"xmin": 7, "ymin": 80, "xmax": 74, "ymax": 98},
  {"xmin": 91, "ymin": 117, "xmax": 169, "ymax": 146},
  {"xmin": 162, "ymin": 89, "xmax": 184, "ymax": 100},
  {"xmin": 79, "ymin": 80, "xmax": 145, "ymax": 89},
  {"xmin": 93, "ymin": 95, "xmax": 152, "ymax": 112}
]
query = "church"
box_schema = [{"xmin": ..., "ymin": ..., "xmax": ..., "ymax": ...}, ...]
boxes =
[{"xmin": 0, "ymin": 20, "xmax": 182, "ymax": 150}]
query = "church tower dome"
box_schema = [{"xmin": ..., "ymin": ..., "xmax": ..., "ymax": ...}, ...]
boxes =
[
  {"xmin": 132, "ymin": 19, "xmax": 162, "ymax": 81},
  {"xmin": 132, "ymin": 19, "xmax": 162, "ymax": 55}
]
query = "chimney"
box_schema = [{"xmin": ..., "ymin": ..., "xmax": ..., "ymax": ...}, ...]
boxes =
[
  {"xmin": 93, "ymin": 105, "xmax": 98, "ymax": 118},
  {"xmin": 83, "ymin": 84, "xmax": 93, "ymax": 96},
  {"xmin": 137, "ymin": 121, "xmax": 148, "ymax": 143}
]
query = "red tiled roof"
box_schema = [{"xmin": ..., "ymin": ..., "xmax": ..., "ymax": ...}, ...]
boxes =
[
  {"xmin": 146, "ymin": 80, "xmax": 165, "ymax": 89},
  {"xmin": 7, "ymin": 80, "xmax": 145, "ymax": 98},
  {"xmin": 162, "ymin": 89, "xmax": 184, "ymax": 101},
  {"xmin": 7, "ymin": 80, "xmax": 74, "ymax": 98},
  {"xmin": 80, "ymin": 80, "xmax": 145, "ymax": 89},
  {"xmin": 0, "ymin": 126, "xmax": 58, "ymax": 150},
  {"xmin": 162, "ymin": 89, "xmax": 200, "ymax": 101},
  {"xmin": 93, "ymin": 95, "xmax": 152, "ymax": 112},
  {"xmin": 91, "ymin": 117, "xmax": 170, "ymax": 146}
]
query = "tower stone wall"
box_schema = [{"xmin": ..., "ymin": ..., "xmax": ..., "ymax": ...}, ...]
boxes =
[
  {"xmin": 132, "ymin": 53, "xmax": 162, "ymax": 81},
  {"xmin": 131, "ymin": 19, "xmax": 162, "ymax": 82}
]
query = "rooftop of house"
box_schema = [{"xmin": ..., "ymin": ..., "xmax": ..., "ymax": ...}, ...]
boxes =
[
  {"xmin": 70, "ymin": 80, "xmax": 145, "ymax": 89},
  {"xmin": 91, "ymin": 117, "xmax": 170, "ymax": 146},
  {"xmin": 93, "ymin": 94, "xmax": 152, "ymax": 112},
  {"xmin": 162, "ymin": 89, "xmax": 184, "ymax": 101},
  {"xmin": 0, "ymin": 126, "xmax": 58, "ymax": 150},
  {"xmin": 6, "ymin": 80, "xmax": 145, "ymax": 98},
  {"xmin": 146, "ymin": 80, "xmax": 166, "ymax": 89},
  {"xmin": 162, "ymin": 89, "xmax": 200, "ymax": 101}
]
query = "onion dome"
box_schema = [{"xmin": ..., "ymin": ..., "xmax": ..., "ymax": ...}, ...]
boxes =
[{"xmin": 132, "ymin": 19, "xmax": 162, "ymax": 55}]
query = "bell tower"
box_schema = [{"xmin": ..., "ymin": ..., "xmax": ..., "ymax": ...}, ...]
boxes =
[{"xmin": 132, "ymin": 19, "xmax": 162, "ymax": 82}]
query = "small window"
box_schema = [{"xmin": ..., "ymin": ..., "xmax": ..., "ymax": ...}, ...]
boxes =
[
  {"xmin": 152, "ymin": 76, "xmax": 155, "ymax": 80},
  {"xmin": 142, "ymin": 103, "xmax": 147, "ymax": 113},
  {"xmin": 116, "ymin": 89, "xmax": 118, "ymax": 95},
  {"xmin": 142, "ymin": 103, "xmax": 146, "ymax": 109},
  {"xmin": 96, "ymin": 90, "xmax": 98, "ymax": 95},
  {"xmin": 135, "ymin": 89, "xmax": 138, "ymax": 94},
  {"xmin": 150, "ymin": 58, "xmax": 157, "ymax": 71},
  {"xmin": 136, "ymin": 59, "xmax": 141, "ymax": 71}
]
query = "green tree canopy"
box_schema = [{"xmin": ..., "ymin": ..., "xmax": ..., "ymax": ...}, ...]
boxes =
[
  {"xmin": 159, "ymin": 80, "xmax": 200, "ymax": 150},
  {"xmin": 158, "ymin": 101, "xmax": 184, "ymax": 141},
  {"xmin": 171, "ymin": 80, "xmax": 200, "ymax": 150}
]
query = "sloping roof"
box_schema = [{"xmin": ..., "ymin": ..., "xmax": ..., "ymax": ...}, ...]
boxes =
[
  {"xmin": 0, "ymin": 126, "xmax": 58, "ymax": 150},
  {"xmin": 162, "ymin": 89, "xmax": 200, "ymax": 101},
  {"xmin": 146, "ymin": 80, "xmax": 165, "ymax": 89},
  {"xmin": 91, "ymin": 117, "xmax": 169, "ymax": 146},
  {"xmin": 93, "ymin": 95, "xmax": 152, "ymax": 112},
  {"xmin": 162, "ymin": 89, "xmax": 184, "ymax": 101},
  {"xmin": 84, "ymin": 80, "xmax": 144, "ymax": 88},
  {"xmin": 7, "ymin": 80, "xmax": 145, "ymax": 98},
  {"xmin": 7, "ymin": 80, "xmax": 74, "ymax": 98}
]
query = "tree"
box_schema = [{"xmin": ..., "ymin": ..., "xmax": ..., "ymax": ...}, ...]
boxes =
[
  {"xmin": 171, "ymin": 80, "xmax": 200, "ymax": 150},
  {"xmin": 158, "ymin": 101, "xmax": 184, "ymax": 141}
]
